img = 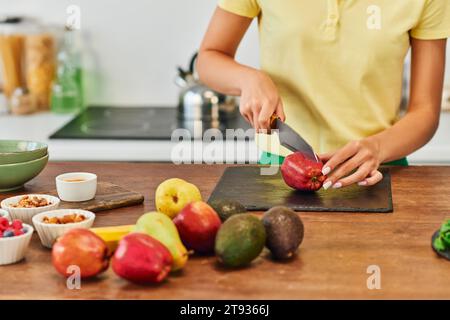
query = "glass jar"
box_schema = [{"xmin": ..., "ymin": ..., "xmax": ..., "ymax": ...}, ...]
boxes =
[
  {"xmin": 25, "ymin": 31, "xmax": 57, "ymax": 111},
  {"xmin": 0, "ymin": 16, "xmax": 57, "ymax": 114},
  {"xmin": 50, "ymin": 27, "xmax": 84, "ymax": 114},
  {"xmin": 0, "ymin": 17, "xmax": 30, "ymax": 100}
]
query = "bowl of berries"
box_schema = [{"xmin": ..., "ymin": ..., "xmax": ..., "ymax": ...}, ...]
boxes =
[
  {"xmin": 0, "ymin": 217, "xmax": 33, "ymax": 265},
  {"xmin": 0, "ymin": 209, "xmax": 10, "ymax": 222}
]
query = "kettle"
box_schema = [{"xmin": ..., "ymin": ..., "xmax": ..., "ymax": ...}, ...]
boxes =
[{"xmin": 175, "ymin": 52, "xmax": 238, "ymax": 125}]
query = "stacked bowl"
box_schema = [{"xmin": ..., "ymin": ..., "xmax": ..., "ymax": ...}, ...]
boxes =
[{"xmin": 0, "ymin": 140, "xmax": 49, "ymax": 192}]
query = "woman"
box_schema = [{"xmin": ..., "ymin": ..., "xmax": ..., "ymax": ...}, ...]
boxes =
[{"xmin": 197, "ymin": 0, "xmax": 449, "ymax": 189}]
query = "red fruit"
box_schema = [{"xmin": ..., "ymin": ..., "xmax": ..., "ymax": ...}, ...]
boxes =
[
  {"xmin": 13, "ymin": 229, "xmax": 24, "ymax": 236},
  {"xmin": 0, "ymin": 217, "xmax": 9, "ymax": 231},
  {"xmin": 173, "ymin": 201, "xmax": 221, "ymax": 254},
  {"xmin": 112, "ymin": 233, "xmax": 173, "ymax": 284},
  {"xmin": 281, "ymin": 152, "xmax": 326, "ymax": 191},
  {"xmin": 52, "ymin": 229, "xmax": 110, "ymax": 279},
  {"xmin": 11, "ymin": 219, "xmax": 23, "ymax": 230}
]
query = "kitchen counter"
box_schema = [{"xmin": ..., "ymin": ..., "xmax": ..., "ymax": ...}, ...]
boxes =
[
  {"xmin": 0, "ymin": 162, "xmax": 450, "ymax": 299},
  {"xmin": 1, "ymin": 111, "xmax": 450, "ymax": 163}
]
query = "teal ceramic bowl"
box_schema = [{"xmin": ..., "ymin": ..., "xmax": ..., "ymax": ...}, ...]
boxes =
[
  {"xmin": 0, "ymin": 154, "xmax": 49, "ymax": 192},
  {"xmin": 0, "ymin": 140, "xmax": 48, "ymax": 165}
]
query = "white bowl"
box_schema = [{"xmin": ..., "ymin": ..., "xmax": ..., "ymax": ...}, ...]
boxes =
[
  {"xmin": 56, "ymin": 172, "xmax": 97, "ymax": 202},
  {"xmin": 0, "ymin": 209, "xmax": 10, "ymax": 222},
  {"xmin": 0, "ymin": 223, "xmax": 33, "ymax": 265},
  {"xmin": 32, "ymin": 209, "xmax": 96, "ymax": 248},
  {"xmin": 1, "ymin": 194, "xmax": 60, "ymax": 226}
]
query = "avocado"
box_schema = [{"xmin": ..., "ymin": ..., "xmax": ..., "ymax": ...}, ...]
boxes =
[
  {"xmin": 215, "ymin": 214, "xmax": 266, "ymax": 268},
  {"xmin": 262, "ymin": 206, "xmax": 304, "ymax": 260},
  {"xmin": 208, "ymin": 199, "xmax": 246, "ymax": 222}
]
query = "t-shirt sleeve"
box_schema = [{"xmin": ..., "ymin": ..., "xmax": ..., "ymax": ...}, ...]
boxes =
[
  {"xmin": 218, "ymin": 0, "xmax": 261, "ymax": 18},
  {"xmin": 411, "ymin": 0, "xmax": 450, "ymax": 39}
]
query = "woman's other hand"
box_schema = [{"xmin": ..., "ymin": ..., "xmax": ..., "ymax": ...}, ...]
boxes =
[{"xmin": 319, "ymin": 138, "xmax": 383, "ymax": 189}]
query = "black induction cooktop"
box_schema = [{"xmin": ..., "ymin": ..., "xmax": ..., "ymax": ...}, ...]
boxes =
[{"xmin": 49, "ymin": 106, "xmax": 252, "ymax": 140}]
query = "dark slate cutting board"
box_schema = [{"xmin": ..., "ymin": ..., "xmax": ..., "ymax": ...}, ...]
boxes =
[{"xmin": 208, "ymin": 166, "xmax": 393, "ymax": 213}]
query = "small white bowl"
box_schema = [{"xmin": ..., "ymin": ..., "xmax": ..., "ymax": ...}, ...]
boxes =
[
  {"xmin": 1, "ymin": 194, "xmax": 60, "ymax": 226},
  {"xmin": 0, "ymin": 223, "xmax": 33, "ymax": 265},
  {"xmin": 56, "ymin": 172, "xmax": 97, "ymax": 202},
  {"xmin": 0, "ymin": 209, "xmax": 10, "ymax": 222},
  {"xmin": 32, "ymin": 209, "xmax": 96, "ymax": 248}
]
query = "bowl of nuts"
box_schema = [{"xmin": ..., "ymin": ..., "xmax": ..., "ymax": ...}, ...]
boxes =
[
  {"xmin": 32, "ymin": 209, "xmax": 95, "ymax": 248},
  {"xmin": 1, "ymin": 194, "xmax": 60, "ymax": 225}
]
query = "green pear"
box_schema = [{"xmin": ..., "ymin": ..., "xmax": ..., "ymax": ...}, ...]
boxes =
[{"xmin": 133, "ymin": 211, "xmax": 188, "ymax": 271}]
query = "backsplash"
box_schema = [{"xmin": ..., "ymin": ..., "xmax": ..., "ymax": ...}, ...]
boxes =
[
  {"xmin": 1, "ymin": 0, "xmax": 449, "ymax": 107},
  {"xmin": 0, "ymin": 0, "xmax": 260, "ymax": 107}
]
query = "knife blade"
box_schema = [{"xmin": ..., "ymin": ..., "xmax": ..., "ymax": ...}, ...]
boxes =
[{"xmin": 270, "ymin": 117, "xmax": 319, "ymax": 162}]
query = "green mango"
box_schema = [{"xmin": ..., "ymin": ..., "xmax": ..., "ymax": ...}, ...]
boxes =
[{"xmin": 133, "ymin": 211, "xmax": 188, "ymax": 271}]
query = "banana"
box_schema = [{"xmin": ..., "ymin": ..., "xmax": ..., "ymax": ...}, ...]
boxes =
[{"xmin": 90, "ymin": 225, "xmax": 134, "ymax": 253}]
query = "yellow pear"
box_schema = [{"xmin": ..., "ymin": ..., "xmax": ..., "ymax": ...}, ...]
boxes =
[{"xmin": 155, "ymin": 178, "xmax": 202, "ymax": 218}]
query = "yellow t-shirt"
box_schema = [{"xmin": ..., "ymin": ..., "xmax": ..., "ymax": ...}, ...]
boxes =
[{"xmin": 218, "ymin": 0, "xmax": 450, "ymax": 156}]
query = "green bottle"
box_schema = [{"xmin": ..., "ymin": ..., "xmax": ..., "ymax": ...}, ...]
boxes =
[{"xmin": 51, "ymin": 27, "xmax": 84, "ymax": 114}]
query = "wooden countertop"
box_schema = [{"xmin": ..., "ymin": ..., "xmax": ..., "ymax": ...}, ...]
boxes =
[{"xmin": 1, "ymin": 162, "xmax": 450, "ymax": 299}]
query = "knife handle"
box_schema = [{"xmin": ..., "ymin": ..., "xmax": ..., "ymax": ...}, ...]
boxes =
[{"xmin": 269, "ymin": 114, "xmax": 279, "ymax": 134}]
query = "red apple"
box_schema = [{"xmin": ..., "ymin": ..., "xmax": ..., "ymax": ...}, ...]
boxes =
[
  {"xmin": 281, "ymin": 152, "xmax": 326, "ymax": 191},
  {"xmin": 112, "ymin": 233, "xmax": 173, "ymax": 284},
  {"xmin": 173, "ymin": 201, "xmax": 221, "ymax": 254},
  {"xmin": 52, "ymin": 229, "xmax": 110, "ymax": 279}
]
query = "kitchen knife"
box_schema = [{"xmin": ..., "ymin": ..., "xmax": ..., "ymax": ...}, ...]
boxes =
[{"xmin": 270, "ymin": 116, "xmax": 319, "ymax": 162}]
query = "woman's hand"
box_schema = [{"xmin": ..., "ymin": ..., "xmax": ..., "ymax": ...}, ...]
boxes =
[
  {"xmin": 197, "ymin": 8, "xmax": 285, "ymax": 131},
  {"xmin": 319, "ymin": 138, "xmax": 384, "ymax": 190},
  {"xmin": 239, "ymin": 70, "xmax": 286, "ymax": 132}
]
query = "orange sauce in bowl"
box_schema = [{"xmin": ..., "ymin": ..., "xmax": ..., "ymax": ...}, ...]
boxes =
[{"xmin": 64, "ymin": 179, "xmax": 86, "ymax": 183}]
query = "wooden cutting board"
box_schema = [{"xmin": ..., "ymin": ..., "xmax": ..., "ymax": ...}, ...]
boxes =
[
  {"xmin": 46, "ymin": 182, "xmax": 144, "ymax": 212},
  {"xmin": 208, "ymin": 166, "xmax": 393, "ymax": 213}
]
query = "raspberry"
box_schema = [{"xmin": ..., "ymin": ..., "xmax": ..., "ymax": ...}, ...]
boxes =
[
  {"xmin": 13, "ymin": 229, "xmax": 24, "ymax": 236},
  {"xmin": 11, "ymin": 219, "xmax": 23, "ymax": 230},
  {"xmin": 0, "ymin": 217, "xmax": 9, "ymax": 231}
]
